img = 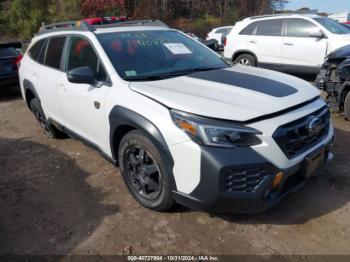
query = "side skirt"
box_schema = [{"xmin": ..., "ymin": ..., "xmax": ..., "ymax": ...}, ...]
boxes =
[{"xmin": 48, "ymin": 118, "xmax": 116, "ymax": 166}]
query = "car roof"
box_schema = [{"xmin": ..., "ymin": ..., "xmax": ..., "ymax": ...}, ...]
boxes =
[
  {"xmin": 245, "ymin": 13, "xmax": 321, "ymax": 22},
  {"xmin": 94, "ymin": 26, "xmax": 170, "ymax": 34}
]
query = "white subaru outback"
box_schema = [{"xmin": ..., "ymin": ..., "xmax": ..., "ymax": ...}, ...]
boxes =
[{"xmin": 19, "ymin": 20, "xmax": 334, "ymax": 213}]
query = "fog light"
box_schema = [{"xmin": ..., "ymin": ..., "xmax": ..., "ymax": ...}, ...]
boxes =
[{"xmin": 273, "ymin": 172, "xmax": 284, "ymax": 187}]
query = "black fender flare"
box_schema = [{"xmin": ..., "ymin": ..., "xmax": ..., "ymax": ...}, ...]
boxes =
[
  {"xmin": 23, "ymin": 79, "xmax": 40, "ymax": 108},
  {"xmin": 109, "ymin": 106, "xmax": 174, "ymax": 170}
]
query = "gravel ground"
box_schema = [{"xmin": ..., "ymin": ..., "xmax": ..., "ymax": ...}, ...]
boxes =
[{"xmin": 0, "ymin": 84, "xmax": 350, "ymax": 256}]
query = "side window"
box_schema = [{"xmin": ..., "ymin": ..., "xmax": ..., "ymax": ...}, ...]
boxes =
[
  {"xmin": 66, "ymin": 36, "xmax": 107, "ymax": 82},
  {"xmin": 37, "ymin": 40, "xmax": 48, "ymax": 64},
  {"xmin": 240, "ymin": 22, "xmax": 258, "ymax": 35},
  {"xmin": 44, "ymin": 36, "xmax": 66, "ymax": 70},
  {"xmin": 28, "ymin": 39, "xmax": 45, "ymax": 61},
  {"xmin": 256, "ymin": 19, "xmax": 283, "ymax": 36},
  {"xmin": 286, "ymin": 19, "xmax": 319, "ymax": 37},
  {"xmin": 216, "ymin": 28, "xmax": 229, "ymax": 34}
]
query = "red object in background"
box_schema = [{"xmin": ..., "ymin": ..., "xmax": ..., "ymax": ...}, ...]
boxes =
[
  {"xmin": 83, "ymin": 16, "xmax": 127, "ymax": 25},
  {"xmin": 14, "ymin": 53, "xmax": 23, "ymax": 69},
  {"xmin": 344, "ymin": 22, "xmax": 350, "ymax": 24}
]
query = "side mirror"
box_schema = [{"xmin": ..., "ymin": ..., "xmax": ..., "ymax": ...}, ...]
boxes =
[
  {"xmin": 67, "ymin": 66, "xmax": 96, "ymax": 84},
  {"xmin": 310, "ymin": 30, "xmax": 325, "ymax": 38}
]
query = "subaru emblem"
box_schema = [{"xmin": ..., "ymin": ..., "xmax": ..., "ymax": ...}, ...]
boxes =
[{"xmin": 308, "ymin": 116, "xmax": 322, "ymax": 134}]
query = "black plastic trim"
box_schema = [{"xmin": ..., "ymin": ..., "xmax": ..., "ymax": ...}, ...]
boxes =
[
  {"xmin": 174, "ymin": 139, "xmax": 333, "ymax": 214},
  {"xmin": 23, "ymin": 79, "xmax": 40, "ymax": 107},
  {"xmin": 109, "ymin": 106, "xmax": 174, "ymax": 166},
  {"xmin": 48, "ymin": 118, "xmax": 116, "ymax": 165},
  {"xmin": 244, "ymin": 96, "xmax": 320, "ymax": 124}
]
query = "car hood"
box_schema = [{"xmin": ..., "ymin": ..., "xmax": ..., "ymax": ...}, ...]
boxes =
[
  {"xmin": 327, "ymin": 44, "xmax": 350, "ymax": 60},
  {"xmin": 130, "ymin": 65, "xmax": 320, "ymax": 122}
]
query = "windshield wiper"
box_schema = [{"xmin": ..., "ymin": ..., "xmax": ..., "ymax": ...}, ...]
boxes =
[
  {"xmin": 125, "ymin": 67, "xmax": 226, "ymax": 81},
  {"xmin": 124, "ymin": 75, "xmax": 170, "ymax": 81}
]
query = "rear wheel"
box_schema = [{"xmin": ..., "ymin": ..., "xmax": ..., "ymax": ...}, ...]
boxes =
[
  {"xmin": 235, "ymin": 54, "xmax": 257, "ymax": 67},
  {"xmin": 344, "ymin": 91, "xmax": 350, "ymax": 120},
  {"xmin": 118, "ymin": 130, "xmax": 174, "ymax": 211},
  {"xmin": 29, "ymin": 98, "xmax": 66, "ymax": 138}
]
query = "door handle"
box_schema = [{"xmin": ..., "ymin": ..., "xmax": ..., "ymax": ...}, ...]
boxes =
[
  {"xmin": 249, "ymin": 40, "xmax": 257, "ymax": 44},
  {"xmin": 284, "ymin": 42, "xmax": 294, "ymax": 46}
]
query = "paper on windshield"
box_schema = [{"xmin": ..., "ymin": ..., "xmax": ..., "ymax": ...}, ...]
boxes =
[{"xmin": 164, "ymin": 43, "xmax": 192, "ymax": 55}]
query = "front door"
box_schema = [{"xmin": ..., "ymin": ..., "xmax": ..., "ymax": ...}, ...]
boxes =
[
  {"xmin": 57, "ymin": 35, "xmax": 110, "ymax": 150},
  {"xmin": 282, "ymin": 18, "xmax": 328, "ymax": 69}
]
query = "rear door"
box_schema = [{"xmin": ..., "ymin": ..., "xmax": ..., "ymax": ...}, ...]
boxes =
[
  {"xmin": 57, "ymin": 35, "xmax": 110, "ymax": 150},
  {"xmin": 247, "ymin": 19, "xmax": 283, "ymax": 66},
  {"xmin": 36, "ymin": 36, "xmax": 67, "ymax": 123},
  {"xmin": 282, "ymin": 18, "xmax": 327, "ymax": 69}
]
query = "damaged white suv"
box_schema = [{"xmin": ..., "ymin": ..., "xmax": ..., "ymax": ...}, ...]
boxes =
[{"xmin": 19, "ymin": 20, "xmax": 334, "ymax": 213}]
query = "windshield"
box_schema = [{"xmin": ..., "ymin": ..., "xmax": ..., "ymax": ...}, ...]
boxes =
[
  {"xmin": 314, "ymin": 17, "xmax": 350, "ymax": 34},
  {"xmin": 97, "ymin": 30, "xmax": 228, "ymax": 81}
]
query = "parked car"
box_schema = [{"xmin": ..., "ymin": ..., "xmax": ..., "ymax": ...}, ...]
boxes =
[
  {"xmin": 207, "ymin": 26, "xmax": 233, "ymax": 44},
  {"xmin": 328, "ymin": 12, "xmax": 350, "ymax": 23},
  {"xmin": 224, "ymin": 14, "xmax": 350, "ymax": 74},
  {"xmin": 19, "ymin": 20, "xmax": 333, "ymax": 213},
  {"xmin": 185, "ymin": 32, "xmax": 219, "ymax": 51},
  {"xmin": 0, "ymin": 42, "xmax": 22, "ymax": 87},
  {"xmin": 316, "ymin": 45, "xmax": 350, "ymax": 120}
]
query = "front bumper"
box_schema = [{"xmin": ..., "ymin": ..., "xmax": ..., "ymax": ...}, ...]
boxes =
[{"xmin": 174, "ymin": 138, "xmax": 334, "ymax": 214}]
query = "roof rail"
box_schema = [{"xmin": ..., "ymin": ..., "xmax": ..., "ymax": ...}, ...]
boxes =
[
  {"xmin": 248, "ymin": 13, "xmax": 319, "ymax": 20},
  {"xmin": 94, "ymin": 19, "xmax": 169, "ymax": 29},
  {"xmin": 249, "ymin": 14, "xmax": 297, "ymax": 20},
  {"xmin": 37, "ymin": 21, "xmax": 95, "ymax": 36},
  {"xmin": 36, "ymin": 19, "xmax": 168, "ymax": 37}
]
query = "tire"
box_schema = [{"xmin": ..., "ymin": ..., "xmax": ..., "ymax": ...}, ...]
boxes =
[
  {"xmin": 29, "ymin": 98, "xmax": 66, "ymax": 139},
  {"xmin": 344, "ymin": 91, "xmax": 350, "ymax": 121},
  {"xmin": 118, "ymin": 130, "xmax": 174, "ymax": 211},
  {"xmin": 235, "ymin": 54, "xmax": 257, "ymax": 67}
]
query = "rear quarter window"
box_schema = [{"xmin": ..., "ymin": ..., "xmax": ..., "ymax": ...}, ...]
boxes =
[
  {"xmin": 240, "ymin": 22, "xmax": 258, "ymax": 35},
  {"xmin": 28, "ymin": 39, "xmax": 45, "ymax": 61},
  {"xmin": 44, "ymin": 36, "xmax": 66, "ymax": 70}
]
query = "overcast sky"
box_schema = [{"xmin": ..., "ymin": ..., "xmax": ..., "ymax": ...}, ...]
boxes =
[{"xmin": 285, "ymin": 0, "xmax": 349, "ymax": 14}]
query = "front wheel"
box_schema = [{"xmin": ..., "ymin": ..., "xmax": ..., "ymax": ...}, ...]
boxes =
[
  {"xmin": 344, "ymin": 91, "xmax": 350, "ymax": 121},
  {"xmin": 118, "ymin": 130, "xmax": 174, "ymax": 211}
]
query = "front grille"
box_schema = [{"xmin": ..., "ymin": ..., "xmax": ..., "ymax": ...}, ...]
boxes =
[
  {"xmin": 222, "ymin": 168, "xmax": 270, "ymax": 193},
  {"xmin": 273, "ymin": 106, "xmax": 330, "ymax": 159}
]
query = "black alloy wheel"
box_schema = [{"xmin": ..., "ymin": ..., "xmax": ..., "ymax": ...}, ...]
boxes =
[{"xmin": 123, "ymin": 145, "xmax": 162, "ymax": 200}]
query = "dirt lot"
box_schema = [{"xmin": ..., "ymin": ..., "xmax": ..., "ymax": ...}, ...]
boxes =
[{"xmin": 1, "ymin": 84, "xmax": 350, "ymax": 256}]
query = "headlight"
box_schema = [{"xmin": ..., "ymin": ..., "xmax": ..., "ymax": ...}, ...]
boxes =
[{"xmin": 171, "ymin": 110, "xmax": 262, "ymax": 148}]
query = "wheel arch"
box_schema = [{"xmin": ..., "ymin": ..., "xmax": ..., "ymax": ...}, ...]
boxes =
[
  {"xmin": 23, "ymin": 79, "xmax": 40, "ymax": 109},
  {"xmin": 109, "ymin": 106, "xmax": 174, "ymax": 169},
  {"xmin": 232, "ymin": 50, "xmax": 258, "ymax": 63}
]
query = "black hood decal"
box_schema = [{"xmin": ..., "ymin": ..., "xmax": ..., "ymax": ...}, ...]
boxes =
[{"xmin": 187, "ymin": 69, "xmax": 297, "ymax": 97}]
